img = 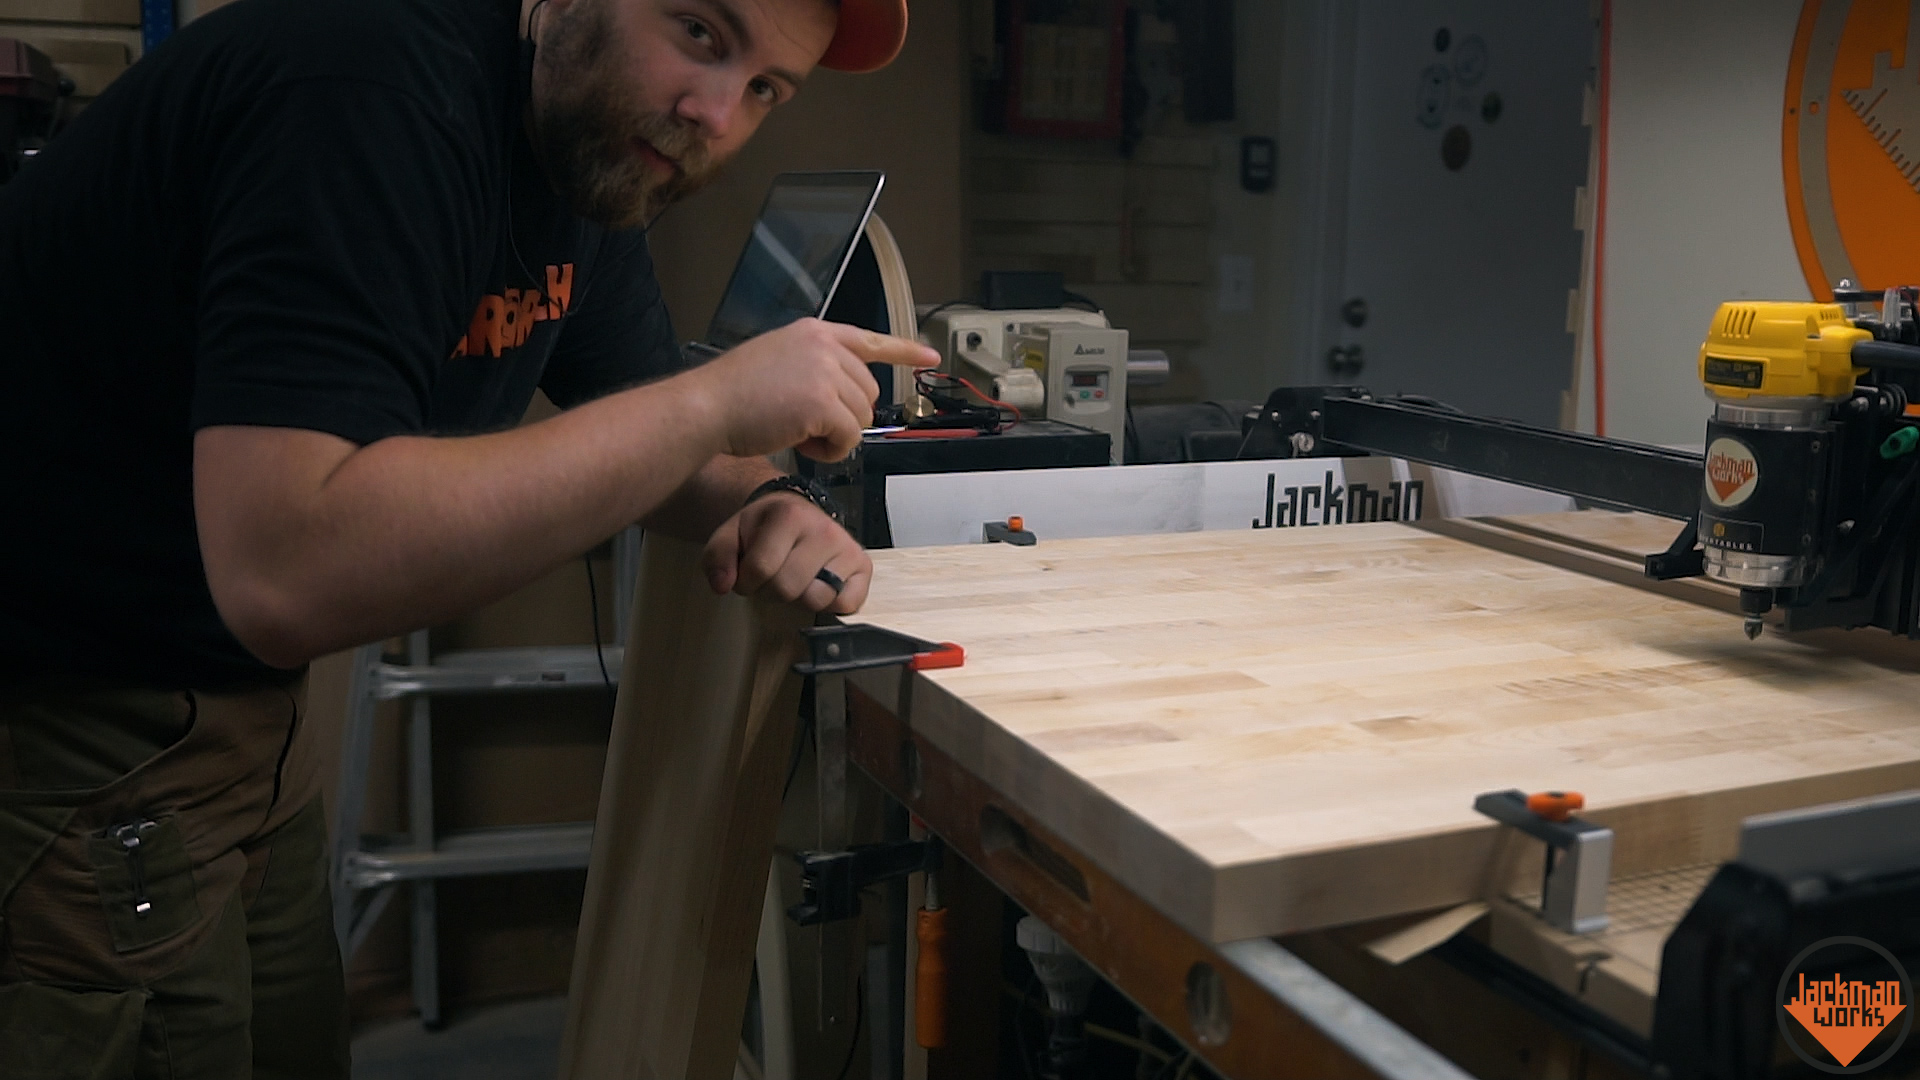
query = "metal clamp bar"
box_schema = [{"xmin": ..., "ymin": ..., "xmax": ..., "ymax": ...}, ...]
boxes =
[
  {"xmin": 794, "ymin": 624, "xmax": 964, "ymax": 676},
  {"xmin": 1222, "ymin": 939, "xmax": 1477, "ymax": 1080}
]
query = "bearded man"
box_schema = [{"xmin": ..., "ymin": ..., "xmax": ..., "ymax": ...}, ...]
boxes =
[{"xmin": 0, "ymin": 0, "xmax": 930, "ymax": 1074}]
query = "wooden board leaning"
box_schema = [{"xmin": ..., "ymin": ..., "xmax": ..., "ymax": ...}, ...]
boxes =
[{"xmin": 557, "ymin": 535, "xmax": 808, "ymax": 1080}]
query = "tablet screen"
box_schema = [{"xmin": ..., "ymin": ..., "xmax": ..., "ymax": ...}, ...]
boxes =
[{"xmin": 704, "ymin": 171, "xmax": 885, "ymax": 351}]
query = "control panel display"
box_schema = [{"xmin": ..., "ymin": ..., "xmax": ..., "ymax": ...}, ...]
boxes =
[{"xmin": 1064, "ymin": 368, "xmax": 1109, "ymax": 403}]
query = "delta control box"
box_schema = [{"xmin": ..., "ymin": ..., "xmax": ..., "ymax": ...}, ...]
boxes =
[{"xmin": 1009, "ymin": 322, "xmax": 1129, "ymax": 464}]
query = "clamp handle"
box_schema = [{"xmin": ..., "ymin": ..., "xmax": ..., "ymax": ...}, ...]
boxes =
[
  {"xmin": 984, "ymin": 517, "xmax": 1037, "ymax": 546},
  {"xmin": 1526, "ymin": 790, "xmax": 1584, "ymax": 822}
]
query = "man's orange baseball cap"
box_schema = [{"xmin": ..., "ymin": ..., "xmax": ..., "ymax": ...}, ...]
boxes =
[{"xmin": 819, "ymin": 0, "xmax": 909, "ymax": 73}]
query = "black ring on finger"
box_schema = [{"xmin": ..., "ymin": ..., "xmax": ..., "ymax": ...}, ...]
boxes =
[{"xmin": 815, "ymin": 567, "xmax": 846, "ymax": 595}]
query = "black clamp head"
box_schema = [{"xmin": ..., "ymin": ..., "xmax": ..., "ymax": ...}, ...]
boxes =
[{"xmin": 788, "ymin": 838, "xmax": 943, "ymax": 926}]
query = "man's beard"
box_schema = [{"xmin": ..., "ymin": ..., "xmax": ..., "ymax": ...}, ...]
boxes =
[{"xmin": 530, "ymin": 0, "xmax": 718, "ymax": 229}]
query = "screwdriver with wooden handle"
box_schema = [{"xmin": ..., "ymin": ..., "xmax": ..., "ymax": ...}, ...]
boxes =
[{"xmin": 916, "ymin": 865, "xmax": 949, "ymax": 1049}]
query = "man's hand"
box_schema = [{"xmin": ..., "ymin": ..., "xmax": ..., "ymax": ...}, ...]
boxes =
[
  {"xmin": 701, "ymin": 493, "xmax": 871, "ymax": 613},
  {"xmin": 686, "ymin": 318, "xmax": 938, "ymax": 463}
]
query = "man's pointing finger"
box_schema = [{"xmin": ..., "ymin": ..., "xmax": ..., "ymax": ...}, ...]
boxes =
[{"xmin": 835, "ymin": 326, "xmax": 940, "ymax": 368}]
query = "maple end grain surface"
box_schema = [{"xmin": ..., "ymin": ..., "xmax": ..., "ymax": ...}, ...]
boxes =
[{"xmin": 851, "ymin": 516, "xmax": 1920, "ymax": 942}]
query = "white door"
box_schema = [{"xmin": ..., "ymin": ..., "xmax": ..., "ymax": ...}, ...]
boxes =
[{"xmin": 1328, "ymin": 1, "xmax": 1593, "ymax": 427}]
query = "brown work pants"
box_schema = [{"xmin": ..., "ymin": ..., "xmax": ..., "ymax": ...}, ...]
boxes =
[{"xmin": 0, "ymin": 683, "xmax": 349, "ymax": 1079}]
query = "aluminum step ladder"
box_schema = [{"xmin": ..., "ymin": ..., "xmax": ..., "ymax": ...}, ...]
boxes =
[{"xmin": 329, "ymin": 527, "xmax": 641, "ymax": 1028}]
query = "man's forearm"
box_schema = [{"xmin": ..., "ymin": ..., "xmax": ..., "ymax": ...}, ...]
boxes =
[
  {"xmin": 198, "ymin": 316, "xmax": 928, "ymax": 668},
  {"xmin": 196, "ymin": 373, "xmax": 729, "ymax": 667},
  {"xmin": 640, "ymin": 454, "xmax": 783, "ymax": 542}
]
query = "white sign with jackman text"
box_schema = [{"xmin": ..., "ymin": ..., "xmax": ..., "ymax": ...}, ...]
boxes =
[{"xmin": 883, "ymin": 458, "xmax": 1575, "ymax": 548}]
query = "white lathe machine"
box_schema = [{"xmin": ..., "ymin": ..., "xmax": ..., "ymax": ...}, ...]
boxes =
[{"xmin": 922, "ymin": 305, "xmax": 1154, "ymax": 464}]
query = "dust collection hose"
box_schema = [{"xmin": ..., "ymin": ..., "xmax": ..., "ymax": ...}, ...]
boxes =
[{"xmin": 1854, "ymin": 339, "xmax": 1920, "ymax": 373}]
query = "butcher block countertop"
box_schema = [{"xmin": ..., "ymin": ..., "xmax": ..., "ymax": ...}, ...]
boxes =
[{"xmin": 849, "ymin": 513, "xmax": 1920, "ymax": 943}]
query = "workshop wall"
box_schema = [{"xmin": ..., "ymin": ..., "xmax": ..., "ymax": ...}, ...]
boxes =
[
  {"xmin": 0, "ymin": 0, "xmax": 245, "ymax": 131},
  {"xmin": 1572, "ymin": 0, "xmax": 1810, "ymax": 446},
  {"xmin": 647, "ymin": 0, "xmax": 969, "ymax": 336},
  {"xmin": 0, "ymin": 0, "xmax": 141, "ymax": 123},
  {"xmin": 962, "ymin": 128, "xmax": 1213, "ymax": 401},
  {"xmin": 1197, "ymin": 0, "xmax": 1295, "ymax": 402},
  {"xmin": 1246, "ymin": 0, "xmax": 1832, "ymax": 438},
  {"xmin": 959, "ymin": 0, "xmax": 1287, "ymax": 405},
  {"xmin": 650, "ymin": 0, "xmax": 1296, "ymax": 407}
]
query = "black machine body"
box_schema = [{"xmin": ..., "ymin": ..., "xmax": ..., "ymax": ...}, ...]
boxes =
[{"xmin": 1237, "ymin": 367, "xmax": 1920, "ymax": 640}]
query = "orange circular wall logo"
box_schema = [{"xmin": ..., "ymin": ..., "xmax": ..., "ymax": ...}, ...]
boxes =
[{"xmin": 1785, "ymin": 0, "xmax": 1920, "ymax": 297}]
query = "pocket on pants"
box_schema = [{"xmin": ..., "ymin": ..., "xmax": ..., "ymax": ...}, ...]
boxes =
[
  {"xmin": 85, "ymin": 815, "xmax": 201, "ymax": 954},
  {"xmin": 0, "ymin": 982, "xmax": 145, "ymax": 1080}
]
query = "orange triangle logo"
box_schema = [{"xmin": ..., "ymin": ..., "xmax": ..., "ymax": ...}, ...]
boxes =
[
  {"xmin": 1783, "ymin": 972, "xmax": 1907, "ymax": 1067},
  {"xmin": 1705, "ymin": 445, "xmax": 1757, "ymax": 504},
  {"xmin": 1708, "ymin": 471, "xmax": 1746, "ymax": 504}
]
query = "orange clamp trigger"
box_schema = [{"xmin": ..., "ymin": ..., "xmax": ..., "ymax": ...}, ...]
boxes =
[
  {"xmin": 1526, "ymin": 791, "xmax": 1584, "ymax": 822},
  {"xmin": 908, "ymin": 643, "xmax": 966, "ymax": 671}
]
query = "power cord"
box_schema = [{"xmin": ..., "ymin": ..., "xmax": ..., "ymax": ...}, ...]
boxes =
[
  {"xmin": 582, "ymin": 553, "xmax": 615, "ymax": 714},
  {"xmin": 1011, "ymin": 972, "xmax": 1039, "ymax": 1080},
  {"xmin": 781, "ymin": 687, "xmax": 814, "ymax": 799},
  {"xmin": 917, "ymin": 298, "xmax": 972, "ymax": 330},
  {"xmin": 832, "ymin": 974, "xmax": 865, "ymax": 1080},
  {"xmin": 1157, "ymin": 1052, "xmax": 1196, "ymax": 1080},
  {"xmin": 913, "ymin": 368, "xmax": 1020, "ymax": 432},
  {"xmin": 1062, "ymin": 288, "xmax": 1102, "ymax": 312},
  {"xmin": 1001, "ymin": 980, "xmax": 1177, "ymax": 1073},
  {"xmin": 1383, "ymin": 393, "xmax": 1464, "ymax": 413}
]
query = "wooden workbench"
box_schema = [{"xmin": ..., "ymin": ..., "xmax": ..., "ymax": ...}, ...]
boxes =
[{"xmin": 849, "ymin": 514, "xmax": 1920, "ymax": 949}]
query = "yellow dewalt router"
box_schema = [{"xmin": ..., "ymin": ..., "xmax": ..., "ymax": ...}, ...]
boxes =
[
  {"xmin": 1243, "ymin": 285, "xmax": 1920, "ymax": 642},
  {"xmin": 1696, "ymin": 289, "xmax": 1920, "ymax": 637}
]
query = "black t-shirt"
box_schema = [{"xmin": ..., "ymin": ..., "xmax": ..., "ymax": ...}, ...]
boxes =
[{"xmin": 0, "ymin": 0, "xmax": 684, "ymax": 690}]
